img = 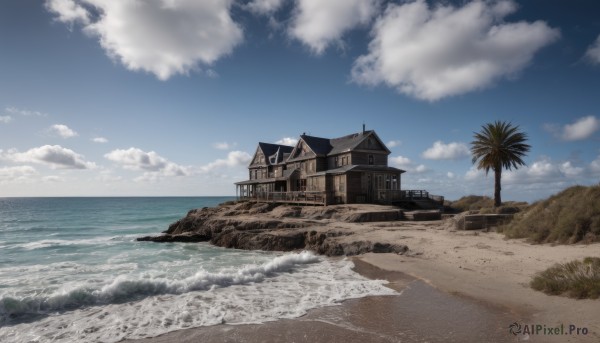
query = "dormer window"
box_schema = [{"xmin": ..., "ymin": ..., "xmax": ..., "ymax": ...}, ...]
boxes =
[{"xmin": 368, "ymin": 154, "xmax": 374, "ymax": 165}]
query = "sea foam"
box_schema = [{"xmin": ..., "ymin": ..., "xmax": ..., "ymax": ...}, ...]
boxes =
[{"xmin": 0, "ymin": 251, "xmax": 395, "ymax": 343}]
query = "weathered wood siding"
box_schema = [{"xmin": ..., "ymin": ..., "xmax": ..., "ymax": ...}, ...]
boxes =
[
  {"xmin": 346, "ymin": 172, "xmax": 365, "ymax": 203},
  {"xmin": 351, "ymin": 152, "xmax": 387, "ymax": 166}
]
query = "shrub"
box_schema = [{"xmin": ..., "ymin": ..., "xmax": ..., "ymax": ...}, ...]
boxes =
[
  {"xmin": 502, "ymin": 185, "xmax": 600, "ymax": 243},
  {"xmin": 531, "ymin": 257, "xmax": 600, "ymax": 299}
]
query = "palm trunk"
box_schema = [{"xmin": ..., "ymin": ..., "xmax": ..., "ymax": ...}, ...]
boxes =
[{"xmin": 494, "ymin": 167, "xmax": 502, "ymax": 207}]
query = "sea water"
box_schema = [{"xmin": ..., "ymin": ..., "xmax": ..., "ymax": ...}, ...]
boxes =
[{"xmin": 0, "ymin": 197, "xmax": 395, "ymax": 342}]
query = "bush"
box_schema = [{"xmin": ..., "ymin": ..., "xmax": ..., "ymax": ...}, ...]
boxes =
[
  {"xmin": 531, "ymin": 257, "xmax": 600, "ymax": 299},
  {"xmin": 448, "ymin": 195, "xmax": 494, "ymax": 212},
  {"xmin": 502, "ymin": 185, "xmax": 600, "ymax": 244}
]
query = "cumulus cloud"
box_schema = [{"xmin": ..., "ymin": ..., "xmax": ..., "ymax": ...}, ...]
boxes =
[
  {"xmin": 245, "ymin": 0, "xmax": 285, "ymax": 15},
  {"xmin": 585, "ymin": 34, "xmax": 600, "ymax": 64},
  {"xmin": 200, "ymin": 151, "xmax": 252, "ymax": 173},
  {"xmin": 386, "ymin": 140, "xmax": 401, "ymax": 148},
  {"xmin": 212, "ymin": 142, "xmax": 237, "ymax": 150},
  {"xmin": 351, "ymin": 0, "xmax": 559, "ymax": 101},
  {"xmin": 46, "ymin": 0, "xmax": 243, "ymax": 80},
  {"xmin": 49, "ymin": 124, "xmax": 78, "ymax": 138},
  {"xmin": 104, "ymin": 147, "xmax": 190, "ymax": 177},
  {"xmin": 290, "ymin": 0, "xmax": 382, "ymax": 54},
  {"xmin": 45, "ymin": 0, "xmax": 90, "ymax": 24},
  {"xmin": 92, "ymin": 137, "xmax": 108, "ymax": 143},
  {"xmin": 561, "ymin": 116, "xmax": 599, "ymax": 141},
  {"xmin": 389, "ymin": 155, "xmax": 427, "ymax": 173},
  {"xmin": 422, "ymin": 141, "xmax": 469, "ymax": 160},
  {"xmin": 0, "ymin": 166, "xmax": 37, "ymax": 182},
  {"xmin": 275, "ymin": 137, "xmax": 298, "ymax": 146},
  {"xmin": 2, "ymin": 145, "xmax": 96, "ymax": 169},
  {"xmin": 0, "ymin": 116, "xmax": 12, "ymax": 124}
]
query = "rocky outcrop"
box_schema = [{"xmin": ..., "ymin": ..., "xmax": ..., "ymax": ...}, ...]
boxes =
[{"xmin": 137, "ymin": 201, "xmax": 410, "ymax": 257}]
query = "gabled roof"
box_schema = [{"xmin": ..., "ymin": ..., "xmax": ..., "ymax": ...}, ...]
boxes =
[
  {"xmin": 251, "ymin": 142, "xmax": 293, "ymax": 166},
  {"xmin": 287, "ymin": 130, "xmax": 390, "ymax": 162},
  {"xmin": 300, "ymin": 135, "xmax": 332, "ymax": 156}
]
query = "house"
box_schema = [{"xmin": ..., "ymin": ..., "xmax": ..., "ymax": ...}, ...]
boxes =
[{"xmin": 235, "ymin": 127, "xmax": 409, "ymax": 205}]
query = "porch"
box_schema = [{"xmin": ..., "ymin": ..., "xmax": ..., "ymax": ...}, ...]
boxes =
[{"xmin": 236, "ymin": 189, "xmax": 444, "ymax": 207}]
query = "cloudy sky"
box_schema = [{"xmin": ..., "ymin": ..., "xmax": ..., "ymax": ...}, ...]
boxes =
[{"xmin": 1, "ymin": 0, "xmax": 599, "ymax": 201}]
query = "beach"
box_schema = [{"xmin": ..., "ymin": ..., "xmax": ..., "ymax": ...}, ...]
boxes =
[{"xmin": 130, "ymin": 206, "xmax": 600, "ymax": 342}]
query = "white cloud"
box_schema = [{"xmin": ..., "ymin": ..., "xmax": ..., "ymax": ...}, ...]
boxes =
[
  {"xmin": 46, "ymin": 0, "xmax": 243, "ymax": 80},
  {"xmin": 386, "ymin": 140, "xmax": 401, "ymax": 148},
  {"xmin": 559, "ymin": 161, "xmax": 584, "ymax": 177},
  {"xmin": 465, "ymin": 166, "xmax": 484, "ymax": 181},
  {"xmin": 2, "ymin": 145, "xmax": 96, "ymax": 169},
  {"xmin": 585, "ymin": 34, "xmax": 600, "ymax": 64},
  {"xmin": 212, "ymin": 142, "xmax": 237, "ymax": 150},
  {"xmin": 0, "ymin": 116, "xmax": 12, "ymax": 124},
  {"xmin": 351, "ymin": 0, "xmax": 559, "ymax": 101},
  {"xmin": 45, "ymin": 0, "xmax": 90, "ymax": 24},
  {"xmin": 0, "ymin": 166, "xmax": 37, "ymax": 182},
  {"xmin": 275, "ymin": 137, "xmax": 298, "ymax": 146},
  {"xmin": 92, "ymin": 137, "xmax": 108, "ymax": 143},
  {"xmin": 422, "ymin": 141, "xmax": 469, "ymax": 160},
  {"xmin": 289, "ymin": 0, "xmax": 382, "ymax": 54},
  {"xmin": 104, "ymin": 147, "xmax": 190, "ymax": 177},
  {"xmin": 389, "ymin": 155, "xmax": 427, "ymax": 173},
  {"xmin": 200, "ymin": 151, "xmax": 252, "ymax": 173},
  {"xmin": 447, "ymin": 172, "xmax": 455, "ymax": 179},
  {"xmin": 245, "ymin": 0, "xmax": 285, "ymax": 15},
  {"xmin": 561, "ymin": 115, "xmax": 599, "ymax": 141},
  {"xmin": 5, "ymin": 107, "xmax": 47, "ymax": 117},
  {"xmin": 590, "ymin": 155, "xmax": 600, "ymax": 174},
  {"xmin": 49, "ymin": 124, "xmax": 78, "ymax": 138}
]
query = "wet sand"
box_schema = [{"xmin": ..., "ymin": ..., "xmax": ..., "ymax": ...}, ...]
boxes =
[{"xmin": 125, "ymin": 259, "xmax": 522, "ymax": 343}]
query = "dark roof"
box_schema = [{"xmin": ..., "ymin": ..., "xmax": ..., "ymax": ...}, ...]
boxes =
[
  {"xmin": 300, "ymin": 135, "xmax": 332, "ymax": 156},
  {"xmin": 259, "ymin": 142, "xmax": 293, "ymax": 157},
  {"xmin": 329, "ymin": 130, "xmax": 374, "ymax": 155},
  {"xmin": 289, "ymin": 130, "xmax": 388, "ymax": 161},
  {"xmin": 256, "ymin": 142, "xmax": 293, "ymax": 166}
]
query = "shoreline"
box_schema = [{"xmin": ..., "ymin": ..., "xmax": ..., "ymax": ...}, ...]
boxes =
[
  {"xmin": 129, "ymin": 202, "xmax": 599, "ymax": 342},
  {"xmin": 125, "ymin": 258, "xmax": 520, "ymax": 343}
]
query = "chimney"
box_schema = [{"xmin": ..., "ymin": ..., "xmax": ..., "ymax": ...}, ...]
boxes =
[{"xmin": 362, "ymin": 123, "xmax": 365, "ymax": 134}]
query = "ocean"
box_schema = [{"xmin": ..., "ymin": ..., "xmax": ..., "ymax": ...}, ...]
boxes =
[{"xmin": 0, "ymin": 197, "xmax": 395, "ymax": 342}]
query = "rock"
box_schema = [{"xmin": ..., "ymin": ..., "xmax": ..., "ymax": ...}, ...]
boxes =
[{"xmin": 137, "ymin": 201, "xmax": 411, "ymax": 257}]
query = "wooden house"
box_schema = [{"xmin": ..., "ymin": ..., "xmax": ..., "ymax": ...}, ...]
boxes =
[{"xmin": 235, "ymin": 128, "xmax": 410, "ymax": 205}]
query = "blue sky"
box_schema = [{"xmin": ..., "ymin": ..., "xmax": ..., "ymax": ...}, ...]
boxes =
[{"xmin": 1, "ymin": 0, "xmax": 599, "ymax": 201}]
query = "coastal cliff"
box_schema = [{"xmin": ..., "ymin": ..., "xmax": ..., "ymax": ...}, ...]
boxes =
[{"xmin": 137, "ymin": 201, "xmax": 409, "ymax": 256}]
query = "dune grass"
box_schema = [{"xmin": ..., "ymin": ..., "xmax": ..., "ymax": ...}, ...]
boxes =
[
  {"xmin": 500, "ymin": 185, "xmax": 600, "ymax": 244},
  {"xmin": 531, "ymin": 257, "xmax": 600, "ymax": 299},
  {"xmin": 447, "ymin": 195, "xmax": 527, "ymax": 214}
]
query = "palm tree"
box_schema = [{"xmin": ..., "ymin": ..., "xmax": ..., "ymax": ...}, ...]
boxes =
[{"xmin": 471, "ymin": 121, "xmax": 531, "ymax": 207}]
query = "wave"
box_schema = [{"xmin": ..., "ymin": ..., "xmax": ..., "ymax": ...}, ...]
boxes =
[{"xmin": 0, "ymin": 251, "xmax": 320, "ymax": 319}]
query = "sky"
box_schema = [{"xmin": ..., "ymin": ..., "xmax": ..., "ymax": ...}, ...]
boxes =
[{"xmin": 0, "ymin": 0, "xmax": 599, "ymax": 201}]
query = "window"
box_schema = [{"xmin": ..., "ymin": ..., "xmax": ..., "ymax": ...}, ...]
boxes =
[
  {"xmin": 392, "ymin": 175, "xmax": 398, "ymax": 190},
  {"xmin": 368, "ymin": 155, "xmax": 374, "ymax": 165},
  {"xmin": 342, "ymin": 156, "xmax": 348, "ymax": 166},
  {"xmin": 385, "ymin": 175, "xmax": 391, "ymax": 190}
]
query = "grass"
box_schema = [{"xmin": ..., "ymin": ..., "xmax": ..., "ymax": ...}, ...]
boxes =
[
  {"xmin": 531, "ymin": 257, "xmax": 600, "ymax": 299},
  {"xmin": 446, "ymin": 195, "xmax": 527, "ymax": 214},
  {"xmin": 501, "ymin": 185, "xmax": 600, "ymax": 244}
]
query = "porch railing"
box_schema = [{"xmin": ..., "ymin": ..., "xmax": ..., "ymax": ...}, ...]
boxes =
[{"xmin": 376, "ymin": 189, "xmax": 444, "ymax": 205}]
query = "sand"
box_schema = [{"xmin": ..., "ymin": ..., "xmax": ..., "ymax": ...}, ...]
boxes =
[{"xmin": 128, "ymin": 216, "xmax": 600, "ymax": 343}]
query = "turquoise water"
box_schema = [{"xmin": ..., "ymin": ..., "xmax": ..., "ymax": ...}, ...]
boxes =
[{"xmin": 0, "ymin": 197, "xmax": 394, "ymax": 342}]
